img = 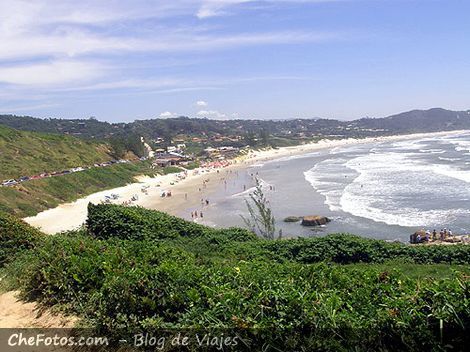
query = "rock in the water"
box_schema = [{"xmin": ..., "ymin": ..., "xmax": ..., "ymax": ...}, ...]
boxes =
[
  {"xmin": 284, "ymin": 216, "xmax": 301, "ymax": 223},
  {"xmin": 301, "ymin": 215, "xmax": 331, "ymax": 226}
]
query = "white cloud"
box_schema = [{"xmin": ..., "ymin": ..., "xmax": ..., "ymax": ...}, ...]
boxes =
[
  {"xmin": 0, "ymin": 0, "xmax": 344, "ymax": 109},
  {"xmin": 196, "ymin": 100, "xmax": 208, "ymax": 107},
  {"xmin": 159, "ymin": 111, "xmax": 178, "ymax": 118},
  {"xmin": 0, "ymin": 60, "xmax": 103, "ymax": 86},
  {"xmin": 196, "ymin": 109, "xmax": 227, "ymax": 119},
  {"xmin": 0, "ymin": 102, "xmax": 59, "ymax": 113},
  {"xmin": 197, "ymin": 0, "xmax": 251, "ymax": 19},
  {"xmin": 196, "ymin": 0, "xmax": 343, "ymax": 19}
]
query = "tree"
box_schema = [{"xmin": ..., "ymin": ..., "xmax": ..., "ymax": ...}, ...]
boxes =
[
  {"xmin": 109, "ymin": 137, "xmax": 126, "ymax": 159},
  {"xmin": 241, "ymin": 178, "xmax": 276, "ymax": 240},
  {"xmin": 259, "ymin": 129, "xmax": 270, "ymax": 147},
  {"xmin": 108, "ymin": 134, "xmax": 145, "ymax": 158},
  {"xmin": 243, "ymin": 131, "xmax": 257, "ymax": 147}
]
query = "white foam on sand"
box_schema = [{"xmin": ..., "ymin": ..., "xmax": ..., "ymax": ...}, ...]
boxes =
[
  {"xmin": 231, "ymin": 177, "xmax": 272, "ymax": 198},
  {"xmin": 270, "ymin": 151, "xmax": 320, "ymax": 163},
  {"xmin": 303, "ymin": 158, "xmax": 352, "ymax": 212},
  {"xmin": 419, "ymin": 149, "xmax": 445, "ymax": 154}
]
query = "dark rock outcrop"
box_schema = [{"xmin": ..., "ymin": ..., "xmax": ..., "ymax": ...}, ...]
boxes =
[{"xmin": 301, "ymin": 216, "xmax": 331, "ymax": 226}]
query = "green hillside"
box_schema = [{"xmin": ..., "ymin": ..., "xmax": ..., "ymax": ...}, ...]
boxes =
[
  {"xmin": 0, "ymin": 161, "xmax": 156, "ymax": 217},
  {"xmin": 0, "ymin": 124, "xmax": 113, "ymax": 180},
  {"xmin": 0, "ymin": 125, "xmax": 158, "ymax": 217}
]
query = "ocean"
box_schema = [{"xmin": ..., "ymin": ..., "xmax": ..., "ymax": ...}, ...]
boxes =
[{"xmin": 177, "ymin": 131, "xmax": 470, "ymax": 242}]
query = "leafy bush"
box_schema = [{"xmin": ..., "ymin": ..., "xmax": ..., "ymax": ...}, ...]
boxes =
[
  {"xmin": 4, "ymin": 206, "xmax": 470, "ymax": 350},
  {"xmin": 10, "ymin": 234, "xmax": 469, "ymax": 350},
  {"xmin": 86, "ymin": 203, "xmax": 256, "ymax": 243},
  {"xmin": 212, "ymin": 227, "xmax": 257, "ymax": 242},
  {"xmin": 229, "ymin": 234, "xmax": 470, "ymax": 265},
  {"xmin": 0, "ymin": 211, "xmax": 43, "ymax": 266},
  {"xmin": 87, "ymin": 203, "xmax": 209, "ymax": 240}
]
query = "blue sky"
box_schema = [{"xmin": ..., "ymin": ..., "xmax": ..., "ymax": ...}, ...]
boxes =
[{"xmin": 0, "ymin": 0, "xmax": 469, "ymax": 122}]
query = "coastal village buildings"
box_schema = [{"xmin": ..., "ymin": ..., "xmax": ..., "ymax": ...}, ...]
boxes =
[{"xmin": 204, "ymin": 146, "xmax": 239, "ymax": 159}]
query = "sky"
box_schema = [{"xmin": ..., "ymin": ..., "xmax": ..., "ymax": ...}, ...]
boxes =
[{"xmin": 0, "ymin": 0, "xmax": 469, "ymax": 122}]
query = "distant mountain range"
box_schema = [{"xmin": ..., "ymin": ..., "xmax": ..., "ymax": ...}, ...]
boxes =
[{"xmin": 1, "ymin": 108, "xmax": 469, "ymax": 142}]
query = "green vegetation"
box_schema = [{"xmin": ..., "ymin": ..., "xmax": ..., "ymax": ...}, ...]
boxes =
[
  {"xmin": 0, "ymin": 124, "xmax": 113, "ymax": 180},
  {"xmin": 183, "ymin": 161, "xmax": 200, "ymax": 170},
  {"xmin": 160, "ymin": 166, "xmax": 184, "ymax": 175},
  {"xmin": 1, "ymin": 205, "xmax": 469, "ymax": 351},
  {"xmin": 109, "ymin": 133, "xmax": 145, "ymax": 158},
  {"xmin": 3, "ymin": 109, "xmax": 470, "ymax": 148},
  {"xmin": 0, "ymin": 162, "xmax": 157, "ymax": 217},
  {"xmin": 241, "ymin": 179, "xmax": 276, "ymax": 239},
  {"xmin": 0, "ymin": 211, "xmax": 43, "ymax": 266}
]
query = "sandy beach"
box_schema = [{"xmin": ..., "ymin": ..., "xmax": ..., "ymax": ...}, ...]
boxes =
[{"xmin": 24, "ymin": 130, "xmax": 467, "ymax": 234}]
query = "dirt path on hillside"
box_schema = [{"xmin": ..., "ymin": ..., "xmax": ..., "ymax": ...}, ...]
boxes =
[{"xmin": 0, "ymin": 291, "xmax": 76, "ymax": 328}]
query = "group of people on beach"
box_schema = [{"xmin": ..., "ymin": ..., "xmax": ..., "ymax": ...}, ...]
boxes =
[
  {"xmin": 191, "ymin": 210, "xmax": 203, "ymax": 219},
  {"xmin": 411, "ymin": 228, "xmax": 453, "ymax": 243},
  {"xmin": 190, "ymin": 198, "xmax": 211, "ymax": 219}
]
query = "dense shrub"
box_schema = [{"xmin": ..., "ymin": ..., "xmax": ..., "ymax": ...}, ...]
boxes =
[
  {"xmin": 86, "ymin": 203, "xmax": 257, "ymax": 243},
  {"xmin": 0, "ymin": 211, "xmax": 43, "ymax": 266},
  {"xmin": 227, "ymin": 234, "xmax": 470, "ymax": 265},
  {"xmin": 10, "ymin": 234, "xmax": 470, "ymax": 351},
  {"xmin": 212, "ymin": 227, "xmax": 257, "ymax": 242},
  {"xmin": 88, "ymin": 205, "xmax": 470, "ymax": 265},
  {"xmin": 4, "ymin": 206, "xmax": 470, "ymax": 350},
  {"xmin": 87, "ymin": 203, "xmax": 212, "ymax": 240}
]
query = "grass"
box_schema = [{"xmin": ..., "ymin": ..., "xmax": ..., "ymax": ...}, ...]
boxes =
[
  {"xmin": 160, "ymin": 166, "xmax": 184, "ymax": 175},
  {"xmin": 344, "ymin": 261, "xmax": 470, "ymax": 280},
  {"xmin": 0, "ymin": 162, "xmax": 158, "ymax": 217},
  {"xmin": 0, "ymin": 124, "xmax": 113, "ymax": 180}
]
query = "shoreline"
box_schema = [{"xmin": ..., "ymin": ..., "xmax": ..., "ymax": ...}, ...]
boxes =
[{"xmin": 24, "ymin": 130, "xmax": 468, "ymax": 234}]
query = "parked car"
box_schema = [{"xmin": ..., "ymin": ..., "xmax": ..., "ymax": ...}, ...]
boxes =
[
  {"xmin": 18, "ymin": 176, "xmax": 30, "ymax": 182},
  {"xmin": 2, "ymin": 179, "xmax": 17, "ymax": 186}
]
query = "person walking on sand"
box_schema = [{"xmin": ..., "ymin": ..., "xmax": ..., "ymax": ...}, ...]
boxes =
[
  {"xmin": 185, "ymin": 193, "xmax": 188, "ymax": 201},
  {"xmin": 194, "ymin": 210, "xmax": 198, "ymax": 217},
  {"xmin": 200, "ymin": 211, "xmax": 203, "ymax": 218}
]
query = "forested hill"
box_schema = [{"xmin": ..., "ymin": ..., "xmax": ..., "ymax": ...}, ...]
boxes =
[{"xmin": 1, "ymin": 108, "xmax": 469, "ymax": 143}]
